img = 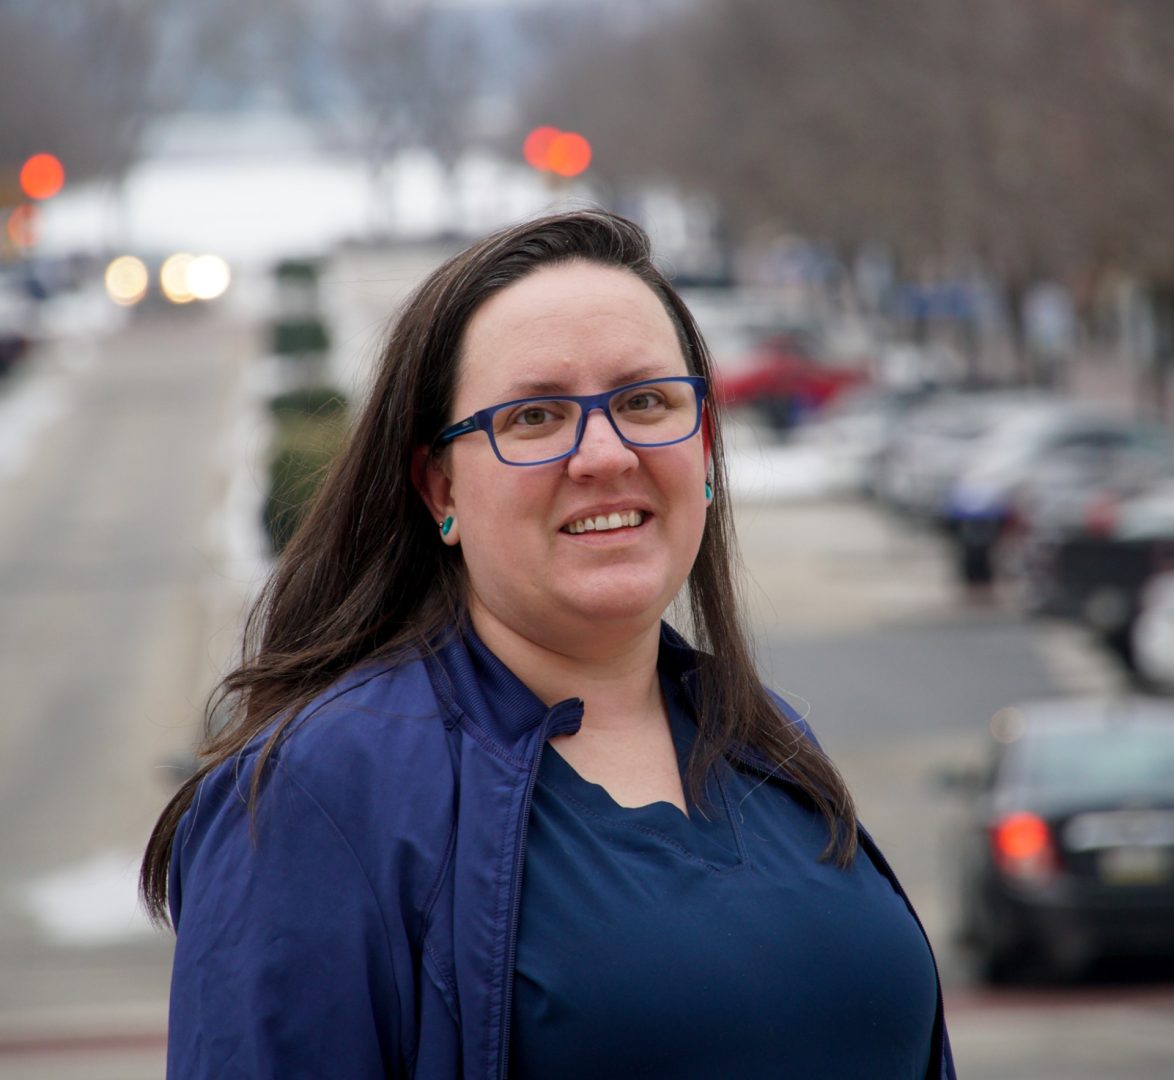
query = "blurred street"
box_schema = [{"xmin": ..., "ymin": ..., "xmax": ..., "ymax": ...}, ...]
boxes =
[
  {"xmin": 0, "ymin": 312, "xmax": 1170, "ymax": 1078},
  {"xmin": 0, "ymin": 314, "xmax": 259, "ymax": 1079},
  {"xmin": 5, "ymin": 1, "xmax": 1174, "ymax": 1075}
]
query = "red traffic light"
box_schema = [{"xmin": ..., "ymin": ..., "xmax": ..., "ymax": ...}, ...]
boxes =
[
  {"xmin": 20, "ymin": 153, "xmax": 65, "ymax": 200},
  {"xmin": 548, "ymin": 132, "xmax": 591, "ymax": 177},
  {"xmin": 523, "ymin": 127, "xmax": 562, "ymax": 171},
  {"xmin": 522, "ymin": 127, "xmax": 591, "ymax": 178}
]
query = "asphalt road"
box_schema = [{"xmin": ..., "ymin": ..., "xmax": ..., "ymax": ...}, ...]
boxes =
[
  {"xmin": 0, "ymin": 310, "xmax": 1172, "ymax": 1078},
  {"xmin": 0, "ymin": 313, "xmax": 258, "ymax": 1079}
]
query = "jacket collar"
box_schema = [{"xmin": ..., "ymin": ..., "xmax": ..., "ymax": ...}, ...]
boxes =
[{"xmin": 425, "ymin": 618, "xmax": 702, "ymax": 750}]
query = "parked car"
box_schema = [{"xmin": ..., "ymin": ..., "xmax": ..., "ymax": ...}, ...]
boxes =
[
  {"xmin": 1013, "ymin": 478, "xmax": 1174, "ymax": 668},
  {"xmin": 946, "ymin": 698, "xmax": 1174, "ymax": 983},
  {"xmin": 712, "ymin": 331, "xmax": 868, "ymax": 431},
  {"xmin": 1133, "ymin": 572, "xmax": 1174, "ymax": 689},
  {"xmin": 0, "ymin": 327, "xmax": 29, "ymax": 377},
  {"xmin": 997, "ymin": 437, "xmax": 1174, "ymax": 614},
  {"xmin": 873, "ymin": 389, "xmax": 1056, "ymax": 521},
  {"xmin": 788, "ymin": 384, "xmax": 936, "ymax": 494},
  {"xmin": 0, "ymin": 278, "xmax": 33, "ymax": 377},
  {"xmin": 943, "ymin": 406, "xmax": 1167, "ymax": 584}
]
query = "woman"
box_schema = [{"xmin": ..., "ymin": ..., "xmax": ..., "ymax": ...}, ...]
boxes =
[{"xmin": 142, "ymin": 210, "xmax": 955, "ymax": 1078}]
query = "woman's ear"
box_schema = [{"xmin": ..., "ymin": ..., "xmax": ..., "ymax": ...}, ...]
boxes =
[
  {"xmin": 413, "ymin": 445, "xmax": 453, "ymax": 524},
  {"xmin": 701, "ymin": 401, "xmax": 713, "ymax": 471}
]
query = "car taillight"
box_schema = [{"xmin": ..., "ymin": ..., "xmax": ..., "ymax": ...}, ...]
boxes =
[{"xmin": 991, "ymin": 811, "xmax": 1059, "ymax": 885}]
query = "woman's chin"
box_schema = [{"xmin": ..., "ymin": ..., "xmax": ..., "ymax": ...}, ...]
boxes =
[{"xmin": 555, "ymin": 582, "xmax": 674, "ymax": 630}]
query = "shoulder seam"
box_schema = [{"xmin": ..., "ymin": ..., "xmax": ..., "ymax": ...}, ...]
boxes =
[
  {"xmin": 275, "ymin": 760, "xmax": 400, "ymax": 966},
  {"xmin": 280, "ymin": 746, "xmax": 462, "ymax": 1020}
]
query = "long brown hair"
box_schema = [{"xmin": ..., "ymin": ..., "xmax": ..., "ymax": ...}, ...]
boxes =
[{"xmin": 141, "ymin": 209, "xmax": 857, "ymax": 925}]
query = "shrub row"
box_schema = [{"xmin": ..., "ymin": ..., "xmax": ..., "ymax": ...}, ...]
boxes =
[{"xmin": 263, "ymin": 386, "xmax": 349, "ymax": 554}]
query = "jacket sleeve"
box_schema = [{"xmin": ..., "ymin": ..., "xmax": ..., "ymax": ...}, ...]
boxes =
[{"xmin": 167, "ymin": 753, "xmax": 406, "ymax": 1079}]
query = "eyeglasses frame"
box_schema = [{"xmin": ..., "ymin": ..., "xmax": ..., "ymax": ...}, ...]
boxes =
[{"xmin": 432, "ymin": 375, "xmax": 709, "ymax": 467}]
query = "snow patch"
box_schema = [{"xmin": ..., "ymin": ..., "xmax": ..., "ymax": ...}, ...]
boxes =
[
  {"xmin": 16, "ymin": 850, "xmax": 158, "ymax": 947},
  {"xmin": 0, "ymin": 371, "xmax": 73, "ymax": 481},
  {"xmin": 725, "ymin": 428, "xmax": 855, "ymax": 502}
]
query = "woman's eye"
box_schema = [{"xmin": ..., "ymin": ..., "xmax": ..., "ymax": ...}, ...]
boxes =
[
  {"xmin": 621, "ymin": 392, "xmax": 664, "ymax": 412},
  {"xmin": 513, "ymin": 406, "xmax": 559, "ymax": 427}
]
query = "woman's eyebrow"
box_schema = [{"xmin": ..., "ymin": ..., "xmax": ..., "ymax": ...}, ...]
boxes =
[
  {"xmin": 501, "ymin": 365, "xmax": 670, "ymax": 399},
  {"xmin": 501, "ymin": 378, "xmax": 570, "ymax": 398}
]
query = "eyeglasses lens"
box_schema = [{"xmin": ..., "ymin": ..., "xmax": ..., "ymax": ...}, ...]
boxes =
[{"xmin": 491, "ymin": 379, "xmax": 699, "ymax": 464}]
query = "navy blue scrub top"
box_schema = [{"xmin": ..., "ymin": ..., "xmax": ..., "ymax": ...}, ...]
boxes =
[{"xmin": 510, "ymin": 672, "xmax": 937, "ymax": 1078}]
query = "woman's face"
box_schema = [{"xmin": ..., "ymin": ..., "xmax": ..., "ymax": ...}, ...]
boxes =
[{"xmin": 423, "ymin": 262, "xmax": 709, "ymax": 655}]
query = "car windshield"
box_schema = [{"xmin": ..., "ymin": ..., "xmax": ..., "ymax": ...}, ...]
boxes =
[{"xmin": 1009, "ymin": 724, "xmax": 1174, "ymax": 799}]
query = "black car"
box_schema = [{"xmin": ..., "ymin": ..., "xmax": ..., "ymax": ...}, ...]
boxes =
[
  {"xmin": 947, "ymin": 698, "xmax": 1174, "ymax": 982},
  {"xmin": 1016, "ymin": 479, "xmax": 1174, "ymax": 668},
  {"xmin": 942, "ymin": 408, "xmax": 1173, "ymax": 585}
]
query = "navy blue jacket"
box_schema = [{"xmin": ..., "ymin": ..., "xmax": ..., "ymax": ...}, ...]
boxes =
[{"xmin": 167, "ymin": 626, "xmax": 956, "ymax": 1078}]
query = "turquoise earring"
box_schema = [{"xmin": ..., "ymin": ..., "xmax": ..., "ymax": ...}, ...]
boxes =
[
  {"xmin": 704, "ymin": 481, "xmax": 713, "ymax": 503},
  {"xmin": 440, "ymin": 516, "xmax": 454, "ymax": 536}
]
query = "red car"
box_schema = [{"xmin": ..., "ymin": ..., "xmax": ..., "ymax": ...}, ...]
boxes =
[{"xmin": 712, "ymin": 332, "xmax": 868, "ymax": 429}]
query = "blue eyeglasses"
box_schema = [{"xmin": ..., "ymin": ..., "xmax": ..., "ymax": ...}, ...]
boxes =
[{"xmin": 433, "ymin": 375, "xmax": 708, "ymax": 467}]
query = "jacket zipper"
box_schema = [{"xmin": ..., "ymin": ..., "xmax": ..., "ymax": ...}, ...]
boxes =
[{"xmin": 497, "ymin": 700, "xmax": 581, "ymax": 1080}]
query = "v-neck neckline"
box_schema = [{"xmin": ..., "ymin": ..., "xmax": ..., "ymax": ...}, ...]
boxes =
[{"xmin": 536, "ymin": 676, "xmax": 747, "ymax": 871}]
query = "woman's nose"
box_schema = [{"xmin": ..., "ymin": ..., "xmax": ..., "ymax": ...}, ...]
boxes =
[{"xmin": 566, "ymin": 407, "xmax": 638, "ymax": 478}]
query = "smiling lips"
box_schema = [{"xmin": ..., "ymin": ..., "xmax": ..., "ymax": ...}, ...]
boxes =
[{"xmin": 563, "ymin": 510, "xmax": 645, "ymax": 534}]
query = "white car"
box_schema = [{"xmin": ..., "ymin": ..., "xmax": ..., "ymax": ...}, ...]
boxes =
[{"xmin": 1133, "ymin": 572, "xmax": 1174, "ymax": 688}]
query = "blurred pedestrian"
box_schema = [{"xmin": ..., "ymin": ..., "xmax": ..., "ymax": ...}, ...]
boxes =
[
  {"xmin": 142, "ymin": 209, "xmax": 955, "ymax": 1078},
  {"xmin": 1024, "ymin": 280, "xmax": 1077, "ymax": 388}
]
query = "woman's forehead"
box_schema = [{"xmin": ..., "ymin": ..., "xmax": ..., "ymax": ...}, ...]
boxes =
[{"xmin": 455, "ymin": 263, "xmax": 687, "ymax": 400}]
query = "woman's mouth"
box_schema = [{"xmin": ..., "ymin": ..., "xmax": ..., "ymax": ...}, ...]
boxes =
[{"xmin": 562, "ymin": 510, "xmax": 645, "ymax": 534}]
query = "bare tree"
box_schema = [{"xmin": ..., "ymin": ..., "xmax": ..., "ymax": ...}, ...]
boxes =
[
  {"xmin": 520, "ymin": 0, "xmax": 1174, "ymax": 389},
  {"xmin": 523, "ymin": 0, "xmax": 1174, "ymax": 277},
  {"xmin": 326, "ymin": 1, "xmax": 482, "ymax": 173},
  {"xmin": 0, "ymin": 0, "xmax": 155, "ymax": 194}
]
